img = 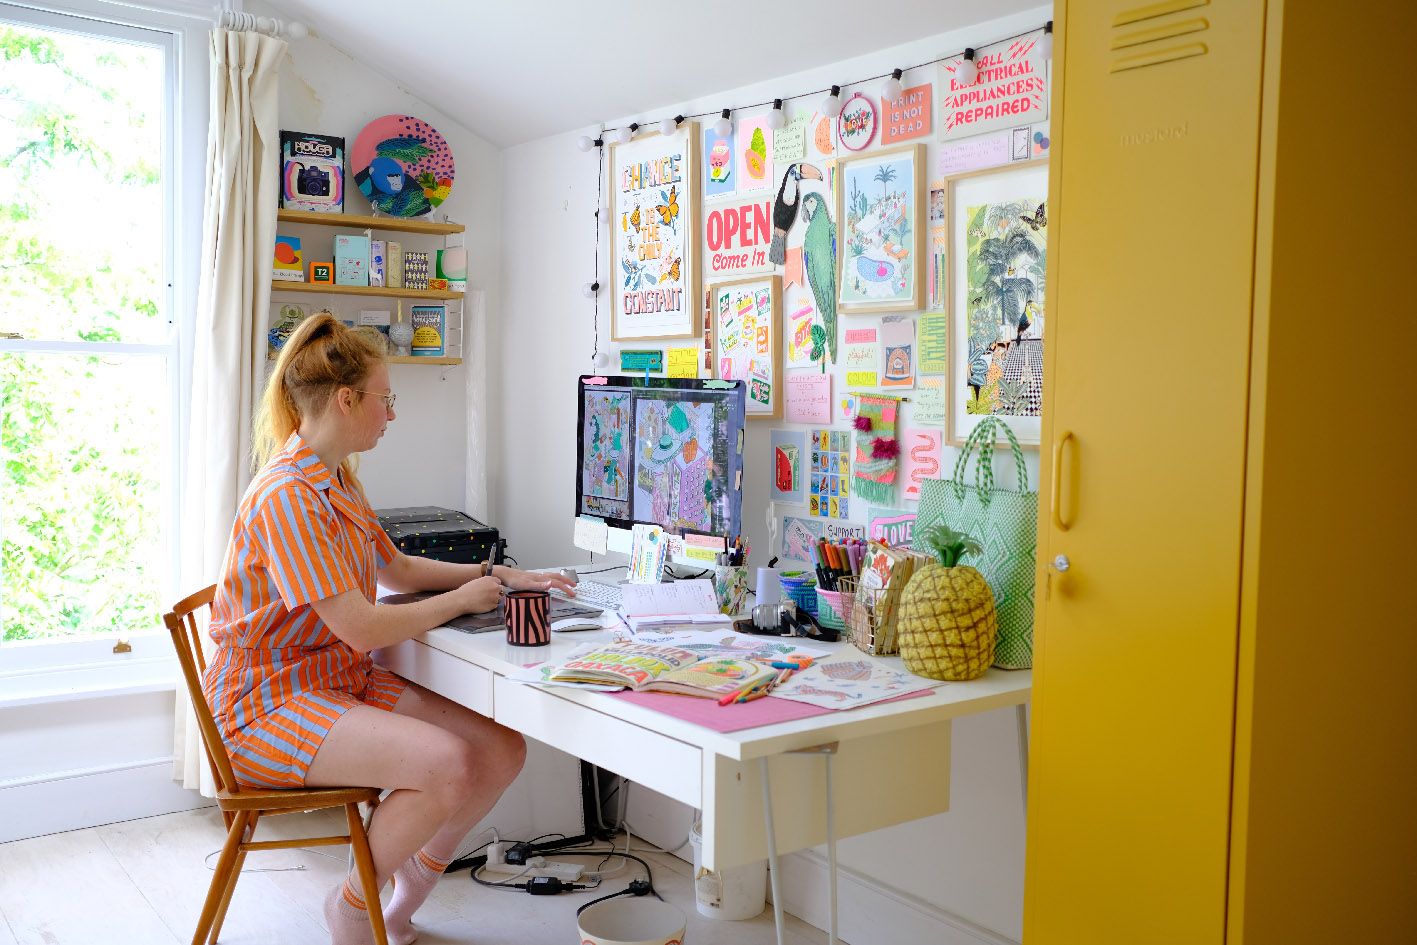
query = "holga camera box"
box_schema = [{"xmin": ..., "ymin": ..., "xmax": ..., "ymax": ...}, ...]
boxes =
[{"xmin": 280, "ymin": 131, "xmax": 345, "ymax": 214}]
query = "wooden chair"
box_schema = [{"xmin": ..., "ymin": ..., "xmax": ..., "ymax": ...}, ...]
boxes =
[{"xmin": 165, "ymin": 585, "xmax": 388, "ymax": 945}]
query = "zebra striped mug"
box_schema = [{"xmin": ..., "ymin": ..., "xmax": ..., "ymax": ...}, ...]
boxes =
[{"xmin": 504, "ymin": 590, "xmax": 550, "ymax": 646}]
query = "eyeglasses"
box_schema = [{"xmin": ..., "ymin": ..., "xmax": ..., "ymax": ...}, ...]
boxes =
[{"xmin": 353, "ymin": 389, "xmax": 396, "ymax": 410}]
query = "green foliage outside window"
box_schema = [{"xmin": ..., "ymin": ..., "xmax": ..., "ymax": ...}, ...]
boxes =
[{"xmin": 1, "ymin": 24, "xmax": 168, "ymax": 643}]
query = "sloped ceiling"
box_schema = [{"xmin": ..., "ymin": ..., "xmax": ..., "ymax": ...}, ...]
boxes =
[{"xmin": 264, "ymin": 0, "xmax": 1041, "ymax": 147}]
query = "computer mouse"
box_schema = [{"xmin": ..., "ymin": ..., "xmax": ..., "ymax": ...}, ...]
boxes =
[{"xmin": 551, "ymin": 617, "xmax": 604, "ymax": 633}]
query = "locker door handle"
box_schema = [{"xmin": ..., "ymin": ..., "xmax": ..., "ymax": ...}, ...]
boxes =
[{"xmin": 1051, "ymin": 431, "xmax": 1075, "ymax": 532}]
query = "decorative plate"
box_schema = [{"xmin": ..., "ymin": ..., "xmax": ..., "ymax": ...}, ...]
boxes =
[{"xmin": 351, "ymin": 114, "xmax": 455, "ymax": 217}]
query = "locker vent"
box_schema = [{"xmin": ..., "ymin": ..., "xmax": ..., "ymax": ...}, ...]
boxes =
[{"xmin": 1110, "ymin": 0, "xmax": 1209, "ymax": 72}]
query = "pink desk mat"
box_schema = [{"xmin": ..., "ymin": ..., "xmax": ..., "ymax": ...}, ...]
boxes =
[{"xmin": 609, "ymin": 688, "xmax": 933, "ymax": 733}]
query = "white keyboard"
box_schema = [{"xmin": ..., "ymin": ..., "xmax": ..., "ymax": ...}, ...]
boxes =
[{"xmin": 553, "ymin": 579, "xmax": 623, "ymax": 612}]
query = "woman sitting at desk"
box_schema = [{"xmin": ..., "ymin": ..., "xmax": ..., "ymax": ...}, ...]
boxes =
[{"xmin": 202, "ymin": 313, "xmax": 575, "ymax": 944}]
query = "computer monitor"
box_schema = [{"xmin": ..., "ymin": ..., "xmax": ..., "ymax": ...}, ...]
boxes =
[{"xmin": 575, "ymin": 375, "xmax": 746, "ymax": 561}]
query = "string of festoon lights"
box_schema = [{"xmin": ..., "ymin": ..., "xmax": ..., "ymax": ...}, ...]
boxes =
[{"xmin": 578, "ymin": 21, "xmax": 1053, "ymax": 370}]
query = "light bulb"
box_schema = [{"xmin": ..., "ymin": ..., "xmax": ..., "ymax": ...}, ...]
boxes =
[
  {"xmin": 882, "ymin": 69, "xmax": 904, "ymax": 102},
  {"xmin": 613, "ymin": 126, "xmax": 631, "ymax": 145},
  {"xmin": 766, "ymin": 99, "xmax": 786, "ymax": 130},
  {"xmin": 658, "ymin": 115, "xmax": 682, "ymax": 136},
  {"xmin": 577, "ymin": 135, "xmax": 595, "ymax": 152},
  {"xmin": 957, "ymin": 49, "xmax": 978, "ymax": 86},
  {"xmin": 1041, "ymin": 22, "xmax": 1053, "ymax": 59},
  {"xmin": 592, "ymin": 351, "xmax": 612, "ymax": 371},
  {"xmin": 820, "ymin": 85, "xmax": 843, "ymax": 118},
  {"xmin": 712, "ymin": 108, "xmax": 732, "ymax": 138},
  {"xmin": 582, "ymin": 281, "xmax": 600, "ymax": 299}
]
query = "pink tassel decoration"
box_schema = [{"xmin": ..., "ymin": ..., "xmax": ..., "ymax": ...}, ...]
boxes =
[
  {"xmin": 854, "ymin": 415, "xmax": 874, "ymax": 432},
  {"xmin": 871, "ymin": 437, "xmax": 899, "ymax": 459}
]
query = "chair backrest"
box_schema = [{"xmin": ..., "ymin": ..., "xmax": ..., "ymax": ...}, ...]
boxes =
[{"xmin": 164, "ymin": 585, "xmax": 242, "ymax": 796}]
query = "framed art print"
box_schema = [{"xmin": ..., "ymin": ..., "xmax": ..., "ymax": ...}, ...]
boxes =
[
  {"xmin": 836, "ymin": 143, "xmax": 925, "ymax": 315},
  {"xmin": 945, "ymin": 159, "xmax": 1049, "ymax": 447},
  {"xmin": 610, "ymin": 121, "xmax": 701, "ymax": 341},
  {"xmin": 711, "ymin": 274, "xmax": 783, "ymax": 419}
]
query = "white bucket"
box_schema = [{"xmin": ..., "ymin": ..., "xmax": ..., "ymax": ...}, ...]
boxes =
[
  {"xmin": 688, "ymin": 818, "xmax": 768, "ymax": 921},
  {"xmin": 577, "ymin": 897, "xmax": 686, "ymax": 945}
]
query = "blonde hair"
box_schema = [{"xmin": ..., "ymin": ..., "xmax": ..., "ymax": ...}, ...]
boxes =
[{"xmin": 253, "ymin": 312, "xmax": 385, "ymax": 479}]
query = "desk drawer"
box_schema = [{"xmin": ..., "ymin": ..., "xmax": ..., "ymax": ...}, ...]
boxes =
[
  {"xmin": 494, "ymin": 677, "xmax": 702, "ymax": 808},
  {"xmin": 375, "ymin": 640, "xmax": 493, "ymax": 716}
]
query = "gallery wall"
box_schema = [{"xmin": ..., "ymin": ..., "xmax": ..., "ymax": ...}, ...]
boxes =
[{"xmin": 497, "ymin": 6, "xmax": 1050, "ymax": 941}]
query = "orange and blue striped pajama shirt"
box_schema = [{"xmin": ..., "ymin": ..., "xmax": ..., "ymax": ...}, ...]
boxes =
[{"xmin": 202, "ymin": 432, "xmax": 407, "ymax": 789}]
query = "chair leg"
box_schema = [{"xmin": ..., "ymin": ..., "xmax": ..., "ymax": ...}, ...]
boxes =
[
  {"xmin": 207, "ymin": 812, "xmax": 257, "ymax": 944},
  {"xmin": 192, "ymin": 810, "xmax": 250, "ymax": 945},
  {"xmin": 346, "ymin": 802, "xmax": 388, "ymax": 945}
]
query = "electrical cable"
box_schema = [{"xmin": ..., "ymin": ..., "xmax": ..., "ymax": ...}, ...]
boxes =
[
  {"xmin": 591, "ymin": 24, "xmax": 1046, "ymax": 139},
  {"xmin": 471, "ymin": 864, "xmax": 532, "ymax": 889}
]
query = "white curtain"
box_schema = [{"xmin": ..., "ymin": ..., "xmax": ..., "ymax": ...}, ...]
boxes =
[{"xmin": 173, "ymin": 28, "xmax": 285, "ymax": 795}]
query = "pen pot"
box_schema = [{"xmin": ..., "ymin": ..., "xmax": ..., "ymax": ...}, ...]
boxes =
[
  {"xmin": 713, "ymin": 565, "xmax": 749, "ymax": 615},
  {"xmin": 504, "ymin": 590, "xmax": 550, "ymax": 646}
]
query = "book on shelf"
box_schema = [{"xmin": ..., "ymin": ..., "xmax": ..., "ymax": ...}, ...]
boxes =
[
  {"xmin": 543, "ymin": 641, "xmax": 777, "ymax": 699},
  {"xmin": 273, "ymin": 234, "xmax": 304, "ymax": 281},
  {"xmin": 410, "ymin": 304, "xmax": 445, "ymax": 356}
]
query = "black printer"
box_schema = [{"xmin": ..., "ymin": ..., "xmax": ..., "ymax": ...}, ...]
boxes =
[{"xmin": 375, "ymin": 507, "xmax": 503, "ymax": 565}]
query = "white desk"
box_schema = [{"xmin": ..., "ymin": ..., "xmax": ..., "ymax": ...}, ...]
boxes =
[{"xmin": 376, "ymin": 598, "xmax": 1030, "ymax": 944}]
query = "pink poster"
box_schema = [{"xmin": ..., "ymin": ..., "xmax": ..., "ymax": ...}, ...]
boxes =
[
  {"xmin": 735, "ymin": 116, "xmax": 774, "ymax": 193},
  {"xmin": 901, "ymin": 427, "xmax": 943, "ymax": 501},
  {"xmin": 880, "ymin": 83, "xmax": 932, "ymax": 145},
  {"xmin": 785, "ymin": 370, "xmax": 831, "ymax": 424}
]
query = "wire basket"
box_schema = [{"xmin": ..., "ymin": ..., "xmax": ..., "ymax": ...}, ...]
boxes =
[{"xmin": 838, "ymin": 575, "xmax": 902, "ymax": 656}]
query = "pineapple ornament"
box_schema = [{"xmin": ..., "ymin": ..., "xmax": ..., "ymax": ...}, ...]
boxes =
[{"xmin": 897, "ymin": 524, "xmax": 998, "ymax": 681}]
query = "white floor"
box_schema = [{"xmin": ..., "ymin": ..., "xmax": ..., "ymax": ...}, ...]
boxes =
[{"xmin": 0, "ymin": 808, "xmax": 827, "ymax": 945}]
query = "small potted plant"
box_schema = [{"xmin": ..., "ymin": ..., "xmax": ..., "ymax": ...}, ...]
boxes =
[{"xmin": 897, "ymin": 523, "xmax": 997, "ymax": 681}]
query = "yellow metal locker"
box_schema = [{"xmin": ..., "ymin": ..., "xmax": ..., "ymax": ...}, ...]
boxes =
[{"xmin": 1026, "ymin": 1, "xmax": 1417, "ymax": 942}]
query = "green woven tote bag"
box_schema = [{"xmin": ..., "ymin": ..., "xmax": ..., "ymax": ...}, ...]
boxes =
[{"xmin": 913, "ymin": 417, "xmax": 1038, "ymax": 669}]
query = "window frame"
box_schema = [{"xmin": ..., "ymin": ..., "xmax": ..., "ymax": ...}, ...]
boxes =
[{"xmin": 0, "ymin": 0, "xmax": 207, "ymax": 674}]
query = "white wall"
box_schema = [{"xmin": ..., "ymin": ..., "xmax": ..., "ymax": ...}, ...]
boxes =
[
  {"xmin": 261, "ymin": 0, "xmax": 502, "ymax": 512},
  {"xmin": 498, "ymin": 6, "xmax": 1048, "ymax": 941}
]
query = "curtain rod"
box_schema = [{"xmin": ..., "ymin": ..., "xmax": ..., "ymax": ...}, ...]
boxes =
[{"xmin": 216, "ymin": 9, "xmax": 307, "ymax": 40}]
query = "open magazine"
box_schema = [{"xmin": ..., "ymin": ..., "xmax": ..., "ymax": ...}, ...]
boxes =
[{"xmin": 543, "ymin": 641, "xmax": 778, "ymax": 699}]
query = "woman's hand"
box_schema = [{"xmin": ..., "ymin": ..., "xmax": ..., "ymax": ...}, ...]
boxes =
[
  {"xmin": 499, "ymin": 566, "xmax": 578, "ymax": 596},
  {"xmin": 454, "ymin": 575, "xmax": 504, "ymax": 614}
]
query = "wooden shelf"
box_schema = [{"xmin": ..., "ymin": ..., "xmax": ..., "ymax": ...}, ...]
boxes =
[
  {"xmin": 271, "ymin": 280, "xmax": 463, "ymax": 302},
  {"xmin": 269, "ymin": 353, "xmax": 462, "ymax": 366},
  {"xmin": 276, "ymin": 208, "xmax": 465, "ymax": 235}
]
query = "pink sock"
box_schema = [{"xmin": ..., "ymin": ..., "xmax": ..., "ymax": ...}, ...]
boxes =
[
  {"xmin": 383, "ymin": 849, "xmax": 450, "ymax": 945},
  {"xmin": 323, "ymin": 877, "xmax": 375, "ymax": 945}
]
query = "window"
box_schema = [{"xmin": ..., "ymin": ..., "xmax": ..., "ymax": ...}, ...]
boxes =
[{"xmin": 1, "ymin": 3, "xmax": 185, "ymax": 653}]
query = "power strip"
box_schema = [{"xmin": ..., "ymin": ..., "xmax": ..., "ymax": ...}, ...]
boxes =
[{"xmin": 480, "ymin": 859, "xmax": 585, "ymax": 882}]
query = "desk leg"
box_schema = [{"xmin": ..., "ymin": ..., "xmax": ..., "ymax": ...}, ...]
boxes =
[
  {"xmin": 825, "ymin": 752, "xmax": 838, "ymax": 945},
  {"xmin": 759, "ymin": 757, "xmax": 786, "ymax": 945},
  {"xmin": 1016, "ymin": 703, "xmax": 1029, "ymax": 815}
]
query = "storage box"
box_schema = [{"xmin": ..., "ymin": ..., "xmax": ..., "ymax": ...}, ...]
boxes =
[
  {"xmin": 335, "ymin": 234, "xmax": 370, "ymax": 286},
  {"xmin": 376, "ymin": 506, "xmax": 502, "ymax": 565},
  {"xmin": 279, "ymin": 130, "xmax": 344, "ymax": 214},
  {"xmin": 370, "ymin": 240, "xmax": 386, "ymax": 287}
]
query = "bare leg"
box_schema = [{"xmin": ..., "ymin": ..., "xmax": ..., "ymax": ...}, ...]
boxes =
[
  {"xmin": 304, "ymin": 684, "xmax": 524, "ymax": 944},
  {"xmin": 303, "ymin": 688, "xmax": 521, "ymax": 945},
  {"xmin": 386, "ymin": 682, "xmax": 527, "ymax": 857},
  {"xmin": 382, "ymin": 684, "xmax": 525, "ymax": 944}
]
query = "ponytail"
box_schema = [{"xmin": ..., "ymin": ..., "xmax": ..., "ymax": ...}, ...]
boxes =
[{"xmin": 253, "ymin": 312, "xmax": 384, "ymax": 479}]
